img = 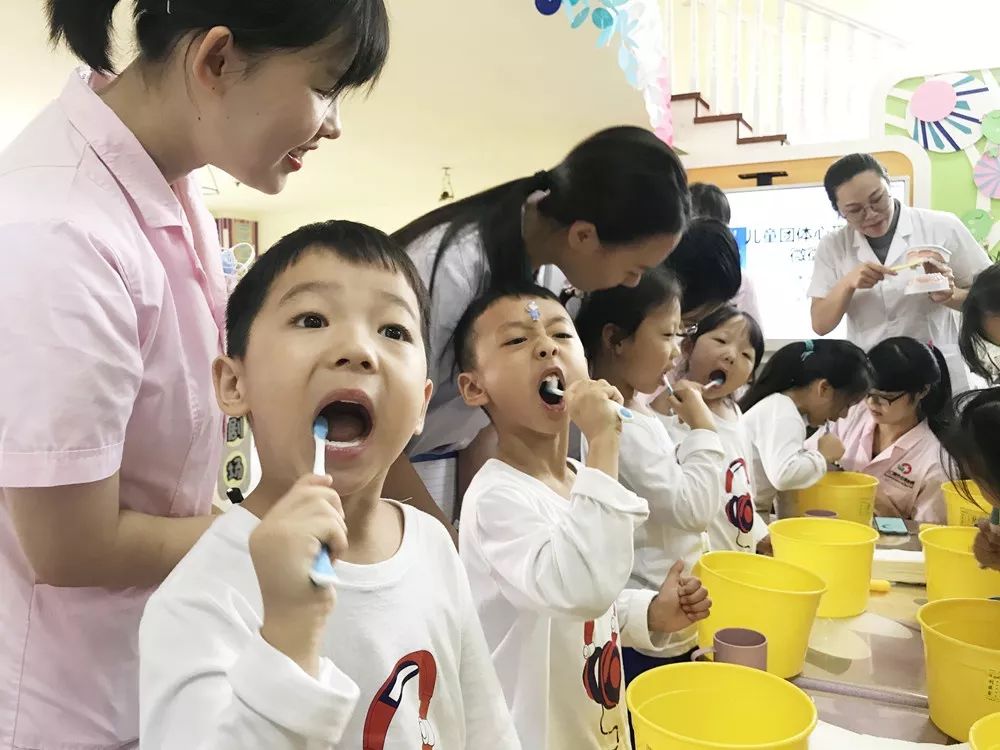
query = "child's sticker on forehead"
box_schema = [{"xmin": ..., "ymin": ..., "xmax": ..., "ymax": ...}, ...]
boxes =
[{"xmin": 526, "ymin": 300, "xmax": 541, "ymax": 322}]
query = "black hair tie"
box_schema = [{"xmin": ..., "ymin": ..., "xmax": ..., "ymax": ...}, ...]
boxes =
[{"xmin": 532, "ymin": 170, "xmax": 550, "ymax": 191}]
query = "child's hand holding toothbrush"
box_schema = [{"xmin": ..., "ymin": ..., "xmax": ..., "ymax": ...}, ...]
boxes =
[
  {"xmin": 817, "ymin": 431, "xmax": 846, "ymax": 465},
  {"xmin": 568, "ymin": 379, "xmax": 627, "ymax": 479},
  {"xmin": 973, "ymin": 512, "xmax": 1000, "ymax": 572},
  {"xmin": 250, "ymin": 473, "xmax": 348, "ymax": 677},
  {"xmin": 567, "ymin": 378, "xmax": 629, "ymax": 438},
  {"xmin": 655, "ymin": 379, "xmax": 716, "ymax": 431}
]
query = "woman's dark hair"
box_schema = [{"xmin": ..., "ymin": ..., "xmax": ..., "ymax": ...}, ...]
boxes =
[
  {"xmin": 944, "ymin": 387, "xmax": 1000, "ymax": 506},
  {"xmin": 453, "ymin": 283, "xmax": 562, "ymax": 374},
  {"xmin": 574, "ymin": 267, "xmax": 682, "ymax": 361},
  {"xmin": 823, "ymin": 153, "xmax": 890, "ymax": 211},
  {"xmin": 690, "ymin": 182, "xmax": 731, "ymax": 224},
  {"xmin": 689, "ymin": 305, "xmax": 765, "ymax": 378},
  {"xmin": 663, "ymin": 217, "xmax": 741, "ymax": 315},
  {"xmin": 739, "ymin": 339, "xmax": 873, "ymax": 413},
  {"xmin": 47, "ymin": 0, "xmax": 389, "ymax": 94},
  {"xmin": 960, "ymin": 263, "xmax": 1000, "ymax": 382},
  {"xmin": 394, "ymin": 126, "xmax": 690, "ymax": 298},
  {"xmin": 867, "ymin": 337, "xmax": 954, "ymax": 441}
]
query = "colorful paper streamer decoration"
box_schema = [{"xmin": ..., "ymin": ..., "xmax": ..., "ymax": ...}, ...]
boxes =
[
  {"xmin": 974, "ymin": 152, "xmax": 1000, "ymax": 199},
  {"xmin": 533, "ymin": 0, "xmax": 672, "ymax": 143},
  {"xmin": 905, "ymin": 73, "xmax": 993, "ymax": 153},
  {"xmin": 961, "ymin": 208, "xmax": 995, "ymax": 243}
]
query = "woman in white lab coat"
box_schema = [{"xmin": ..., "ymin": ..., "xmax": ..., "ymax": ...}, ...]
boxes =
[{"xmin": 809, "ymin": 153, "xmax": 992, "ymax": 392}]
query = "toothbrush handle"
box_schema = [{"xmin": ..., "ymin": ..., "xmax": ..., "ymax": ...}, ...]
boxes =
[
  {"xmin": 310, "ymin": 434, "xmax": 337, "ymax": 586},
  {"xmin": 310, "ymin": 545, "xmax": 337, "ymax": 587},
  {"xmin": 617, "ymin": 406, "xmax": 633, "ymax": 422}
]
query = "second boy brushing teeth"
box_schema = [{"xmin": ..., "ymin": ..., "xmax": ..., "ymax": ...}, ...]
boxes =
[{"xmin": 454, "ymin": 284, "xmax": 711, "ymax": 750}]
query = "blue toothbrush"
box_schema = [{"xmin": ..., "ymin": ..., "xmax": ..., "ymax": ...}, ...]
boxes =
[{"xmin": 309, "ymin": 417, "xmax": 337, "ymax": 587}]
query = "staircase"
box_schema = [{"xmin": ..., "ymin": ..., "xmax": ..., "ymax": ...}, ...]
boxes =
[
  {"xmin": 662, "ymin": 0, "xmax": 907, "ymax": 152},
  {"xmin": 671, "ymin": 91, "xmax": 788, "ymax": 153}
]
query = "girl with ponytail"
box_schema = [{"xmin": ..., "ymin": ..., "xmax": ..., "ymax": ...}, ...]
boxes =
[
  {"xmin": 0, "ymin": 1, "xmax": 388, "ymax": 746},
  {"xmin": 387, "ymin": 126, "xmax": 692, "ymax": 530},
  {"xmin": 806, "ymin": 337, "xmax": 956, "ymax": 522}
]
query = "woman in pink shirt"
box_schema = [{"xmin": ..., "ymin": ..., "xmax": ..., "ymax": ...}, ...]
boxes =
[
  {"xmin": 810, "ymin": 337, "xmax": 954, "ymax": 523},
  {"xmin": 0, "ymin": 1, "xmax": 387, "ymax": 747}
]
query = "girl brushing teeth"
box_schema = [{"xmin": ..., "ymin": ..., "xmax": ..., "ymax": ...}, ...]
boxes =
[
  {"xmin": 651, "ymin": 305, "xmax": 769, "ymax": 553},
  {"xmin": 575, "ymin": 269, "xmax": 728, "ymax": 686}
]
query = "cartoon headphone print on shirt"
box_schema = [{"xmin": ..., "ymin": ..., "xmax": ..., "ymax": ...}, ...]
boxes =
[
  {"xmin": 363, "ymin": 650, "xmax": 438, "ymax": 750},
  {"xmin": 583, "ymin": 611, "xmax": 623, "ymax": 747},
  {"xmin": 725, "ymin": 457, "xmax": 755, "ymax": 551}
]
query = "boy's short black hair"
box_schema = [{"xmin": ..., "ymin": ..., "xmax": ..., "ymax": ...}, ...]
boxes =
[
  {"xmin": 226, "ymin": 220, "xmax": 431, "ymax": 360},
  {"xmin": 453, "ymin": 283, "xmax": 562, "ymax": 373}
]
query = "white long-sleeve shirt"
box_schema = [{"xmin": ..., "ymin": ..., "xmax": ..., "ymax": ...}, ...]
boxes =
[
  {"xmin": 586, "ymin": 412, "xmax": 725, "ymax": 657},
  {"xmin": 660, "ymin": 403, "xmax": 768, "ymax": 553},
  {"xmin": 743, "ymin": 393, "xmax": 827, "ymax": 514},
  {"xmin": 140, "ymin": 501, "xmax": 519, "ymax": 750},
  {"xmin": 460, "ymin": 459, "xmax": 663, "ymax": 750}
]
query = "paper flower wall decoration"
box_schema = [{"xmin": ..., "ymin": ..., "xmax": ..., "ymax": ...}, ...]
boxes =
[{"xmin": 905, "ymin": 73, "xmax": 993, "ymax": 153}]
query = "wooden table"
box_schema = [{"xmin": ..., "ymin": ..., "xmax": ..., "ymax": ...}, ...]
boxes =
[{"xmin": 798, "ymin": 523, "xmax": 957, "ymax": 743}]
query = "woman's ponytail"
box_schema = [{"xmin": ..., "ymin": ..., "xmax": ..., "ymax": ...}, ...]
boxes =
[
  {"xmin": 47, "ymin": 0, "xmax": 123, "ymax": 73},
  {"xmin": 922, "ymin": 345, "xmax": 955, "ymax": 441}
]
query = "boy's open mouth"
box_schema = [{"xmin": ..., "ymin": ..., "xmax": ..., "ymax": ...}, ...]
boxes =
[
  {"xmin": 538, "ymin": 370, "xmax": 565, "ymax": 406},
  {"xmin": 315, "ymin": 394, "xmax": 374, "ymax": 447}
]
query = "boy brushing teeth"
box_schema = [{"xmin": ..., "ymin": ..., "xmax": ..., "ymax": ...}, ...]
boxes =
[
  {"xmin": 454, "ymin": 284, "xmax": 711, "ymax": 750},
  {"xmin": 139, "ymin": 222, "xmax": 517, "ymax": 749}
]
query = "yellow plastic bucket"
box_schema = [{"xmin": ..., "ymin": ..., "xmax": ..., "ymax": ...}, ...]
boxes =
[
  {"xmin": 943, "ymin": 481, "xmax": 993, "ymax": 527},
  {"xmin": 918, "ymin": 599, "xmax": 1000, "ymax": 741},
  {"xmin": 627, "ymin": 662, "xmax": 817, "ymax": 749},
  {"xmin": 781, "ymin": 471, "xmax": 879, "ymax": 524},
  {"xmin": 971, "ymin": 713, "xmax": 1000, "ymax": 750},
  {"xmin": 920, "ymin": 526, "xmax": 1000, "ymax": 601},
  {"xmin": 693, "ymin": 552, "xmax": 825, "ymax": 679},
  {"xmin": 769, "ymin": 518, "xmax": 879, "ymax": 618}
]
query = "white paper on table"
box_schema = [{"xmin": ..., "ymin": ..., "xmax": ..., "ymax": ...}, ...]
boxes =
[
  {"xmin": 871, "ymin": 548, "xmax": 926, "ymax": 584},
  {"xmin": 809, "ymin": 721, "xmax": 968, "ymax": 749}
]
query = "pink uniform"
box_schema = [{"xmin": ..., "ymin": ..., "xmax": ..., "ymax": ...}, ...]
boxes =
[
  {"xmin": 808, "ymin": 404, "xmax": 947, "ymax": 523},
  {"xmin": 0, "ymin": 69, "xmax": 225, "ymax": 749}
]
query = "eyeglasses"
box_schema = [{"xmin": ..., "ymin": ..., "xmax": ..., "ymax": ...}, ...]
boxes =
[
  {"xmin": 840, "ymin": 190, "xmax": 892, "ymax": 222},
  {"xmin": 866, "ymin": 391, "xmax": 907, "ymax": 407}
]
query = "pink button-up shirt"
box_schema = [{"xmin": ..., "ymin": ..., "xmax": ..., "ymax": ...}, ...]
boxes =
[
  {"xmin": 807, "ymin": 403, "xmax": 948, "ymax": 523},
  {"xmin": 0, "ymin": 69, "xmax": 225, "ymax": 749}
]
